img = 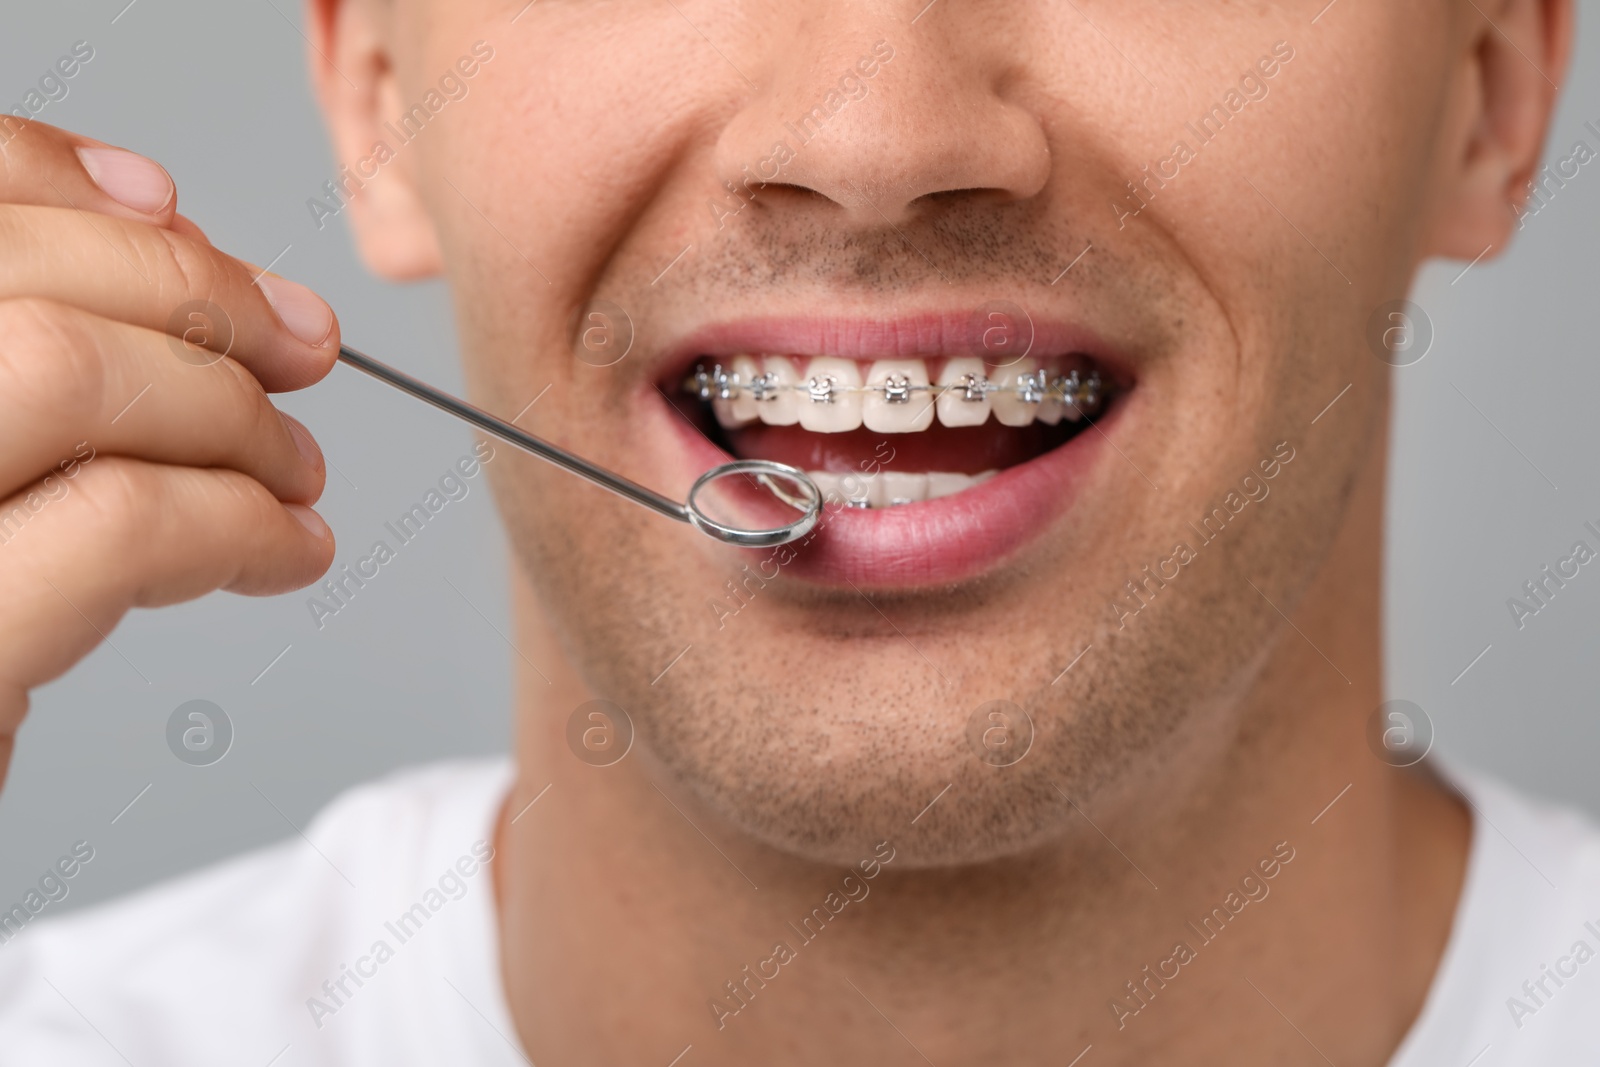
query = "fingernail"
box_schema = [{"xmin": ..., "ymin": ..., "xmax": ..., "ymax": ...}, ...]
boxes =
[
  {"xmin": 280, "ymin": 412, "xmax": 323, "ymax": 469},
  {"xmin": 75, "ymin": 146, "xmax": 175, "ymax": 214},
  {"xmin": 286, "ymin": 504, "xmax": 330, "ymax": 539},
  {"xmin": 257, "ymin": 274, "xmax": 335, "ymax": 348}
]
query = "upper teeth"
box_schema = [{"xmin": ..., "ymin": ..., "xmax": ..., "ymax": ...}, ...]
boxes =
[{"xmin": 694, "ymin": 356, "xmax": 1105, "ymax": 432}]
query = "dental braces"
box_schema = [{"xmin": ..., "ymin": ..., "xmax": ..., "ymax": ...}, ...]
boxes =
[{"xmin": 688, "ymin": 364, "xmax": 1106, "ymax": 411}]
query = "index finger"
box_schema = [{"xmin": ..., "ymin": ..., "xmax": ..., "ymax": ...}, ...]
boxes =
[
  {"xmin": 0, "ymin": 203, "xmax": 338, "ymax": 392},
  {"xmin": 0, "ymin": 116, "xmax": 179, "ymax": 228}
]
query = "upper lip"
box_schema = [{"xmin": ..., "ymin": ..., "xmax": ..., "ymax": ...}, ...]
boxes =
[{"xmin": 650, "ymin": 309, "xmax": 1137, "ymax": 394}]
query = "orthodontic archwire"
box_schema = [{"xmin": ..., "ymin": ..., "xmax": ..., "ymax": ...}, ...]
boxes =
[{"xmin": 685, "ymin": 364, "xmax": 1106, "ymax": 410}]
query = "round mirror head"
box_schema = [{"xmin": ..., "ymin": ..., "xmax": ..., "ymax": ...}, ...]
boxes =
[{"xmin": 685, "ymin": 460, "xmax": 822, "ymax": 548}]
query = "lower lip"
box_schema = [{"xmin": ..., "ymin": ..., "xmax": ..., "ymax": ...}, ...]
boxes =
[{"xmin": 653, "ymin": 393, "xmax": 1127, "ymax": 588}]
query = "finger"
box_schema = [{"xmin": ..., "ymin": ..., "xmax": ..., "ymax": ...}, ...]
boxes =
[
  {"xmin": 171, "ymin": 212, "xmax": 210, "ymax": 245},
  {"xmin": 0, "ymin": 203, "xmax": 338, "ymax": 391},
  {"xmin": 0, "ymin": 120, "xmax": 215, "ymax": 250},
  {"xmin": 0, "ymin": 117, "xmax": 178, "ymax": 226},
  {"xmin": 0, "ymin": 457, "xmax": 334, "ymax": 706},
  {"xmin": 0, "ymin": 299, "xmax": 325, "ymax": 504}
]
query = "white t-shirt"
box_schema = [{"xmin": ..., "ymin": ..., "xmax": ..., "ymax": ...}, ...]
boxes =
[
  {"xmin": 1387, "ymin": 771, "xmax": 1600, "ymax": 1066},
  {"xmin": 0, "ymin": 760, "xmax": 526, "ymax": 1067},
  {"xmin": 0, "ymin": 759, "xmax": 1597, "ymax": 1065}
]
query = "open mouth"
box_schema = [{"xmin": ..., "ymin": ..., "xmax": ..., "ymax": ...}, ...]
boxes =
[
  {"xmin": 648, "ymin": 314, "xmax": 1133, "ymax": 585},
  {"xmin": 675, "ymin": 355, "xmax": 1112, "ymax": 509}
]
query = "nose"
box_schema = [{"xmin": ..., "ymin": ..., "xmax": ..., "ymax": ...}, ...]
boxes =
[{"xmin": 713, "ymin": 12, "xmax": 1051, "ymax": 226}]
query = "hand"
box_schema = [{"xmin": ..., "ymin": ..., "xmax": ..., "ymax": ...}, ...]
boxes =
[{"xmin": 0, "ymin": 119, "xmax": 340, "ymax": 790}]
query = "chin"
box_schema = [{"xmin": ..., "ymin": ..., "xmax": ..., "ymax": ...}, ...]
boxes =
[
  {"xmin": 627, "ymin": 658, "xmax": 1195, "ymax": 871},
  {"xmin": 647, "ymin": 731, "xmax": 1081, "ymax": 870}
]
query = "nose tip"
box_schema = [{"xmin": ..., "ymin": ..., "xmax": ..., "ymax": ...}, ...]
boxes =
[
  {"xmin": 830, "ymin": 101, "xmax": 1052, "ymax": 225},
  {"xmin": 713, "ymin": 35, "xmax": 1052, "ymax": 227}
]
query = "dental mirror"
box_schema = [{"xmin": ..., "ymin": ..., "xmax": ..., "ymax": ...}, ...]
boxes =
[{"xmin": 336, "ymin": 345, "xmax": 823, "ymax": 548}]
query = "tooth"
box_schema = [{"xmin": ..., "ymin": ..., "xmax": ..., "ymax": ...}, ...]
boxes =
[
  {"xmin": 973, "ymin": 469, "xmax": 998, "ymax": 483},
  {"xmin": 807, "ymin": 471, "xmax": 844, "ymax": 506},
  {"xmin": 990, "ymin": 358, "xmax": 1040, "ymax": 427},
  {"xmin": 837, "ymin": 468, "xmax": 874, "ymax": 507},
  {"xmin": 711, "ymin": 361, "xmax": 758, "ymax": 429},
  {"xmin": 798, "ymin": 357, "xmax": 863, "ymax": 433},
  {"xmin": 728, "ymin": 355, "xmax": 763, "ymax": 423},
  {"xmin": 758, "ymin": 356, "xmax": 801, "ymax": 426},
  {"xmin": 924, "ymin": 472, "xmax": 976, "ymax": 500},
  {"xmin": 712, "ymin": 401, "xmax": 754, "ymax": 428},
  {"xmin": 709, "ymin": 362, "xmax": 751, "ymax": 429},
  {"xmin": 1066, "ymin": 369, "xmax": 1100, "ymax": 422},
  {"xmin": 871, "ymin": 471, "xmax": 928, "ymax": 508},
  {"xmin": 1056, "ymin": 369, "xmax": 1085, "ymax": 423},
  {"xmin": 936, "ymin": 358, "xmax": 992, "ymax": 428},
  {"xmin": 862, "ymin": 360, "xmax": 934, "ymax": 433},
  {"xmin": 1036, "ymin": 364, "xmax": 1065, "ymax": 426}
]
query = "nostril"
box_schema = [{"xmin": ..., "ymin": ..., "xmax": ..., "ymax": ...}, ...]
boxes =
[{"xmin": 921, "ymin": 187, "xmax": 1019, "ymax": 206}]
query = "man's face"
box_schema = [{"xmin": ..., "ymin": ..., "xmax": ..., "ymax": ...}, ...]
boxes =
[{"xmin": 372, "ymin": 1, "xmax": 1464, "ymax": 865}]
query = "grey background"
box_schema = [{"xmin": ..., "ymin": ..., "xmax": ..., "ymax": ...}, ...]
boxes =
[{"xmin": 0, "ymin": 2, "xmax": 1595, "ymax": 913}]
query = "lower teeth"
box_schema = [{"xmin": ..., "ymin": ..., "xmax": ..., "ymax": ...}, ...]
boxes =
[{"xmin": 809, "ymin": 469, "xmax": 997, "ymax": 509}]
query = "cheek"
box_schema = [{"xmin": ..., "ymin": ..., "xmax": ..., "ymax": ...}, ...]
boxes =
[{"xmin": 419, "ymin": 13, "xmax": 727, "ymax": 311}]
